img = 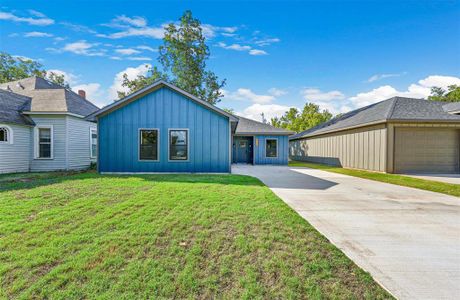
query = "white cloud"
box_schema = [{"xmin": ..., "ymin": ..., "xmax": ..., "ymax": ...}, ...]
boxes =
[
  {"xmin": 237, "ymin": 103, "xmax": 293, "ymax": 122},
  {"xmin": 108, "ymin": 64, "xmax": 152, "ymax": 100},
  {"xmin": 97, "ymin": 26, "xmax": 165, "ymax": 39},
  {"xmin": 217, "ymin": 42, "xmax": 268, "ymax": 56},
  {"xmin": 47, "ymin": 69, "xmax": 79, "ymax": 85},
  {"xmin": 60, "ymin": 22, "xmax": 97, "ymax": 34},
  {"xmin": 224, "ymin": 88, "xmax": 276, "ymax": 104},
  {"xmin": 52, "ymin": 40, "xmax": 105, "ymax": 56},
  {"xmin": 254, "ymin": 37, "xmax": 280, "ymax": 47},
  {"xmin": 72, "ymin": 83, "xmax": 104, "ymax": 107},
  {"xmin": 313, "ymin": 101, "xmax": 352, "ymax": 115},
  {"xmin": 268, "ymin": 88, "xmax": 288, "ymax": 97},
  {"xmin": 350, "ymin": 75, "xmax": 460, "ymax": 107},
  {"xmin": 24, "ymin": 31, "xmax": 53, "ymax": 37},
  {"xmin": 249, "ymin": 49, "xmax": 267, "ymax": 56},
  {"xmin": 0, "ymin": 10, "xmax": 54, "ymax": 26},
  {"xmin": 367, "ymin": 73, "xmax": 404, "ymax": 83},
  {"xmin": 126, "ymin": 56, "xmax": 152, "ymax": 61},
  {"xmin": 301, "ymin": 88, "xmax": 345, "ymax": 101},
  {"xmin": 109, "ymin": 15, "xmax": 147, "ymax": 28},
  {"xmin": 115, "ymin": 48, "xmax": 141, "ymax": 55},
  {"xmin": 136, "ymin": 45, "xmax": 157, "ymax": 52},
  {"xmin": 201, "ymin": 24, "xmax": 237, "ymax": 39}
]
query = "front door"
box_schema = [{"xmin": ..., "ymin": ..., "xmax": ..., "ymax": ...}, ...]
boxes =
[{"xmin": 233, "ymin": 137, "xmax": 253, "ymax": 164}]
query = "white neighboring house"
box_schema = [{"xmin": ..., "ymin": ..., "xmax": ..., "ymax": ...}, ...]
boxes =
[{"xmin": 0, "ymin": 76, "xmax": 99, "ymax": 174}]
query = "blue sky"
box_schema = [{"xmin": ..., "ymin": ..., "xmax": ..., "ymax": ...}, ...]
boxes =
[{"xmin": 1, "ymin": 0, "xmax": 459, "ymax": 121}]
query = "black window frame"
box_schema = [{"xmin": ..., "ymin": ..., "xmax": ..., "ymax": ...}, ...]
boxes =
[
  {"xmin": 169, "ymin": 129, "xmax": 189, "ymax": 161},
  {"xmin": 265, "ymin": 138, "xmax": 278, "ymax": 158},
  {"xmin": 139, "ymin": 129, "xmax": 159, "ymax": 161}
]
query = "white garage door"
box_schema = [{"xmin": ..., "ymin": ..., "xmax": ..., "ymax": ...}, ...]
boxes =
[{"xmin": 394, "ymin": 127, "xmax": 460, "ymax": 173}]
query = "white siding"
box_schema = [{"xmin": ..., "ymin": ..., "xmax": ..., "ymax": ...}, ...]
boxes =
[
  {"xmin": 67, "ymin": 116, "xmax": 97, "ymax": 170},
  {"xmin": 290, "ymin": 124, "xmax": 387, "ymax": 172},
  {"xmin": 0, "ymin": 124, "xmax": 31, "ymax": 174},
  {"xmin": 30, "ymin": 115, "xmax": 68, "ymax": 172}
]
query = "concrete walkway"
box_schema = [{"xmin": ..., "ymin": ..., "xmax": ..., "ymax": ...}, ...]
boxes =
[{"xmin": 233, "ymin": 165, "xmax": 460, "ymax": 300}]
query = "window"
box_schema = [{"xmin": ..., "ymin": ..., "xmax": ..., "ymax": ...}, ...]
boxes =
[
  {"xmin": 139, "ymin": 129, "xmax": 159, "ymax": 160},
  {"xmin": 169, "ymin": 129, "xmax": 188, "ymax": 161},
  {"xmin": 0, "ymin": 126, "xmax": 10, "ymax": 143},
  {"xmin": 90, "ymin": 128, "xmax": 97, "ymax": 158},
  {"xmin": 265, "ymin": 139, "xmax": 278, "ymax": 158},
  {"xmin": 36, "ymin": 126, "xmax": 53, "ymax": 159}
]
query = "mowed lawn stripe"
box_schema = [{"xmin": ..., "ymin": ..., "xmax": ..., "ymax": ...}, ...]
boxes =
[{"xmin": 0, "ymin": 172, "xmax": 392, "ymax": 299}]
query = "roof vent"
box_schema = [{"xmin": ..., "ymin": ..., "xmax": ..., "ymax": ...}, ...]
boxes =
[
  {"xmin": 78, "ymin": 90, "xmax": 86, "ymax": 99},
  {"xmin": 16, "ymin": 82, "xmax": 24, "ymax": 89}
]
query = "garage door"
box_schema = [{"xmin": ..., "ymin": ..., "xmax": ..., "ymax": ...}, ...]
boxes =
[{"xmin": 394, "ymin": 127, "xmax": 460, "ymax": 173}]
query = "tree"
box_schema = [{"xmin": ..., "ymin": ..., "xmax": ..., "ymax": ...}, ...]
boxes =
[
  {"xmin": 118, "ymin": 11, "xmax": 225, "ymax": 104},
  {"xmin": 428, "ymin": 85, "xmax": 460, "ymax": 102},
  {"xmin": 271, "ymin": 103, "xmax": 332, "ymax": 133},
  {"xmin": 0, "ymin": 52, "xmax": 70, "ymax": 88},
  {"xmin": 222, "ymin": 107, "xmax": 235, "ymax": 114},
  {"xmin": 0, "ymin": 52, "xmax": 45, "ymax": 83}
]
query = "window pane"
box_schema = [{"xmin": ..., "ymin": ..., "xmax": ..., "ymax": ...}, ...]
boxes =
[
  {"xmin": 140, "ymin": 130, "xmax": 158, "ymax": 160},
  {"xmin": 0, "ymin": 128, "xmax": 6, "ymax": 142},
  {"xmin": 91, "ymin": 130, "xmax": 97, "ymax": 157},
  {"xmin": 39, "ymin": 144, "xmax": 51, "ymax": 158},
  {"xmin": 39, "ymin": 128, "xmax": 51, "ymax": 143},
  {"xmin": 170, "ymin": 130, "xmax": 188, "ymax": 160},
  {"xmin": 266, "ymin": 140, "xmax": 277, "ymax": 157}
]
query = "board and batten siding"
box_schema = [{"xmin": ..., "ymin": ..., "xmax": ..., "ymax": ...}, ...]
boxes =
[
  {"xmin": 0, "ymin": 124, "xmax": 31, "ymax": 173},
  {"xmin": 98, "ymin": 87, "xmax": 230, "ymax": 173},
  {"xmin": 254, "ymin": 135, "xmax": 289, "ymax": 165},
  {"xmin": 67, "ymin": 116, "xmax": 97, "ymax": 170},
  {"xmin": 290, "ymin": 124, "xmax": 387, "ymax": 172}
]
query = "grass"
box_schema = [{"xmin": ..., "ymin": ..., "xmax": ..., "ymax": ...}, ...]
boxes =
[
  {"xmin": 0, "ymin": 172, "xmax": 392, "ymax": 299},
  {"xmin": 289, "ymin": 161, "xmax": 459, "ymax": 197}
]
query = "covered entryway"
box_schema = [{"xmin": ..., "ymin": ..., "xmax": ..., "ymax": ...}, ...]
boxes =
[
  {"xmin": 394, "ymin": 127, "xmax": 460, "ymax": 173},
  {"xmin": 232, "ymin": 136, "xmax": 253, "ymax": 164}
]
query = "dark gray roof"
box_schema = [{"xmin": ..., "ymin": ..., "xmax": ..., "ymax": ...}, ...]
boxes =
[
  {"xmin": 0, "ymin": 90, "xmax": 34, "ymax": 126},
  {"xmin": 0, "ymin": 76, "xmax": 99, "ymax": 116},
  {"xmin": 443, "ymin": 102, "xmax": 460, "ymax": 113},
  {"xmin": 235, "ymin": 116, "xmax": 294, "ymax": 135},
  {"xmin": 290, "ymin": 97, "xmax": 460, "ymax": 140}
]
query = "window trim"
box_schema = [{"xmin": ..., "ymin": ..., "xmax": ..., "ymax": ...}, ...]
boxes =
[
  {"xmin": 168, "ymin": 128, "xmax": 190, "ymax": 162},
  {"xmin": 34, "ymin": 125, "xmax": 54, "ymax": 160},
  {"xmin": 89, "ymin": 127, "xmax": 97, "ymax": 159},
  {"xmin": 0, "ymin": 124, "xmax": 13, "ymax": 144},
  {"xmin": 265, "ymin": 138, "xmax": 278, "ymax": 158},
  {"xmin": 138, "ymin": 128, "xmax": 160, "ymax": 162}
]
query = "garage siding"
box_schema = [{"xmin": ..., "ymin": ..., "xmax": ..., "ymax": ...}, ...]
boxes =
[
  {"xmin": 290, "ymin": 124, "xmax": 387, "ymax": 172},
  {"xmin": 394, "ymin": 127, "xmax": 460, "ymax": 173}
]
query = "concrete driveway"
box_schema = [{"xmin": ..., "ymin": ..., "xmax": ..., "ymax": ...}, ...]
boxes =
[{"xmin": 233, "ymin": 165, "xmax": 460, "ymax": 300}]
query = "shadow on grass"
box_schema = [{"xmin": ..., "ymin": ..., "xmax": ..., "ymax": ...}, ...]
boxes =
[{"xmin": 0, "ymin": 171, "xmax": 265, "ymax": 193}]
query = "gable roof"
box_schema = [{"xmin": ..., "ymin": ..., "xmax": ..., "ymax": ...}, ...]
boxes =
[
  {"xmin": 234, "ymin": 116, "xmax": 294, "ymax": 135},
  {"xmin": 442, "ymin": 102, "xmax": 460, "ymax": 114},
  {"xmin": 0, "ymin": 76, "xmax": 99, "ymax": 117},
  {"xmin": 87, "ymin": 80, "xmax": 238, "ymax": 121},
  {"xmin": 290, "ymin": 97, "xmax": 460, "ymax": 140},
  {"xmin": 0, "ymin": 89, "xmax": 34, "ymax": 126}
]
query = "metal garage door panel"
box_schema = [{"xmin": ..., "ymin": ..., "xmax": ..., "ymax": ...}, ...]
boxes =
[{"xmin": 394, "ymin": 128, "xmax": 460, "ymax": 173}]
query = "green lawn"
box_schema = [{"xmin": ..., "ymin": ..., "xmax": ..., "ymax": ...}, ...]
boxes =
[
  {"xmin": 0, "ymin": 172, "xmax": 391, "ymax": 299},
  {"xmin": 289, "ymin": 161, "xmax": 459, "ymax": 197}
]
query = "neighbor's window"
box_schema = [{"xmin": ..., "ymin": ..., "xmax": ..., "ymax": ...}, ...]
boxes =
[
  {"xmin": 0, "ymin": 127, "xmax": 9, "ymax": 143},
  {"xmin": 265, "ymin": 139, "xmax": 278, "ymax": 158},
  {"xmin": 90, "ymin": 128, "xmax": 97, "ymax": 158},
  {"xmin": 139, "ymin": 129, "xmax": 159, "ymax": 160},
  {"xmin": 38, "ymin": 127, "xmax": 52, "ymax": 158},
  {"xmin": 169, "ymin": 129, "xmax": 188, "ymax": 160}
]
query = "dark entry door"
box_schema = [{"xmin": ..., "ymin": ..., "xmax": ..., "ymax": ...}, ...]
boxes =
[{"xmin": 233, "ymin": 137, "xmax": 253, "ymax": 164}]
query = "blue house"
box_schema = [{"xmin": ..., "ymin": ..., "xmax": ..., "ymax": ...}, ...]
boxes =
[{"xmin": 89, "ymin": 81, "xmax": 293, "ymax": 173}]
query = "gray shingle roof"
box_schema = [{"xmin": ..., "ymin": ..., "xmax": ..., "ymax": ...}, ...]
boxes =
[
  {"xmin": 235, "ymin": 116, "xmax": 294, "ymax": 135},
  {"xmin": 0, "ymin": 90, "xmax": 34, "ymax": 126},
  {"xmin": 0, "ymin": 76, "xmax": 99, "ymax": 116},
  {"xmin": 290, "ymin": 97, "xmax": 460, "ymax": 140},
  {"xmin": 443, "ymin": 102, "xmax": 460, "ymax": 113}
]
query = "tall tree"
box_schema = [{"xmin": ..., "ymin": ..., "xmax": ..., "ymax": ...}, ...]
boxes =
[
  {"xmin": 428, "ymin": 85, "xmax": 460, "ymax": 102},
  {"xmin": 118, "ymin": 11, "xmax": 225, "ymax": 104},
  {"xmin": 271, "ymin": 103, "xmax": 332, "ymax": 133},
  {"xmin": 0, "ymin": 52, "xmax": 70, "ymax": 88}
]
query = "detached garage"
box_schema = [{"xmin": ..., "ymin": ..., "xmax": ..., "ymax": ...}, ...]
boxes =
[{"xmin": 290, "ymin": 97, "xmax": 460, "ymax": 174}]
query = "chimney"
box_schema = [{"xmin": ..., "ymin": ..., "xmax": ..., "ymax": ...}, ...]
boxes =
[{"xmin": 78, "ymin": 90, "xmax": 86, "ymax": 99}]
